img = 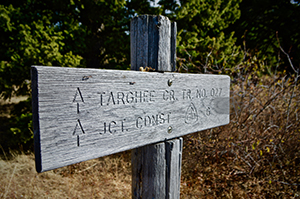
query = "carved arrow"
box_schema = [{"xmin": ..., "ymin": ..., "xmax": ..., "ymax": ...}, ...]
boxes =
[
  {"xmin": 73, "ymin": 87, "xmax": 84, "ymax": 114},
  {"xmin": 73, "ymin": 119, "xmax": 85, "ymax": 147}
]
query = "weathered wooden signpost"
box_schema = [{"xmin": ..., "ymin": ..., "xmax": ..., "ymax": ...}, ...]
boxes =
[{"xmin": 31, "ymin": 15, "xmax": 230, "ymax": 198}]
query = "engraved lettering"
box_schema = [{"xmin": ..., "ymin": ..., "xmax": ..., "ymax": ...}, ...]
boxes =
[
  {"xmin": 136, "ymin": 117, "xmax": 143, "ymax": 128},
  {"xmin": 135, "ymin": 91, "xmax": 142, "ymax": 103},
  {"xmin": 135, "ymin": 112, "xmax": 171, "ymax": 129},
  {"xmin": 121, "ymin": 119, "xmax": 127, "ymax": 132},
  {"xmin": 182, "ymin": 89, "xmax": 192, "ymax": 100},
  {"xmin": 163, "ymin": 90, "xmax": 169, "ymax": 101},
  {"xmin": 163, "ymin": 90, "xmax": 176, "ymax": 101},
  {"xmin": 210, "ymin": 88, "xmax": 222, "ymax": 97},
  {"xmin": 107, "ymin": 92, "xmax": 116, "ymax": 105},
  {"xmin": 159, "ymin": 113, "xmax": 165, "ymax": 124},
  {"xmin": 127, "ymin": 92, "xmax": 134, "ymax": 103},
  {"xmin": 102, "ymin": 119, "xmax": 127, "ymax": 134},
  {"xmin": 117, "ymin": 92, "xmax": 125, "ymax": 104},
  {"xmin": 109, "ymin": 121, "xmax": 117, "ymax": 134},
  {"xmin": 145, "ymin": 116, "xmax": 151, "ymax": 127},
  {"xmin": 206, "ymin": 107, "xmax": 211, "ymax": 116},
  {"xmin": 170, "ymin": 90, "xmax": 176, "ymax": 101},
  {"xmin": 150, "ymin": 90, "xmax": 156, "ymax": 102},
  {"xmin": 103, "ymin": 122, "xmax": 107, "ymax": 134},
  {"xmin": 211, "ymin": 88, "xmax": 216, "ymax": 97},
  {"xmin": 98, "ymin": 92, "xmax": 106, "ymax": 106},
  {"xmin": 196, "ymin": 89, "xmax": 207, "ymax": 98},
  {"xmin": 99, "ymin": 90, "xmax": 157, "ymax": 106},
  {"xmin": 143, "ymin": 90, "xmax": 149, "ymax": 102},
  {"xmin": 151, "ymin": 115, "xmax": 158, "ymax": 126}
]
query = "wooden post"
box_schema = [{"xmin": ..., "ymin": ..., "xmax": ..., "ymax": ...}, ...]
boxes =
[
  {"xmin": 130, "ymin": 15, "xmax": 183, "ymax": 199},
  {"xmin": 31, "ymin": 15, "xmax": 230, "ymax": 198}
]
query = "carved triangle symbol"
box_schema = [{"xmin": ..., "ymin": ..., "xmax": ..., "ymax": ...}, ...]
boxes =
[{"xmin": 185, "ymin": 103, "xmax": 198, "ymax": 124}]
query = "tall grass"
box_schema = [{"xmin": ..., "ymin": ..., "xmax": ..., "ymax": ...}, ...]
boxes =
[
  {"xmin": 1, "ymin": 47, "xmax": 299, "ymax": 198},
  {"xmin": 180, "ymin": 46, "xmax": 300, "ymax": 198},
  {"xmin": 0, "ymin": 152, "xmax": 131, "ymax": 198}
]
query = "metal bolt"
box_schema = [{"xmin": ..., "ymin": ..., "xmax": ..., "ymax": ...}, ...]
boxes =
[
  {"xmin": 168, "ymin": 126, "xmax": 172, "ymax": 133},
  {"xmin": 168, "ymin": 79, "xmax": 173, "ymax": 87}
]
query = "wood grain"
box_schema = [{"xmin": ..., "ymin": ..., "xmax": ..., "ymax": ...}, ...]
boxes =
[
  {"xmin": 130, "ymin": 15, "xmax": 181, "ymax": 199},
  {"xmin": 31, "ymin": 65, "xmax": 230, "ymax": 173},
  {"xmin": 130, "ymin": 15, "xmax": 174, "ymax": 72}
]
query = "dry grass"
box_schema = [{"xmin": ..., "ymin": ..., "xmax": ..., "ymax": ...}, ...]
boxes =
[
  {"xmin": 180, "ymin": 70, "xmax": 300, "ymax": 198},
  {"xmin": 1, "ymin": 67, "xmax": 300, "ymax": 198},
  {"xmin": 0, "ymin": 152, "xmax": 131, "ymax": 198}
]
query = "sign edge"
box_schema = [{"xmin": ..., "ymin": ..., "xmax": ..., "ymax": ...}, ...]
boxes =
[{"xmin": 31, "ymin": 66, "xmax": 42, "ymax": 173}]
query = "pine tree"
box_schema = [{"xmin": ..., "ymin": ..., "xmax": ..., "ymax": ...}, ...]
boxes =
[
  {"xmin": 165, "ymin": 0, "xmax": 242, "ymax": 73},
  {"xmin": 232, "ymin": 0, "xmax": 300, "ymax": 72}
]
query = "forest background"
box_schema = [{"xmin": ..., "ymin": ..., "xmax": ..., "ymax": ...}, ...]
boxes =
[{"xmin": 0, "ymin": 0, "xmax": 300, "ymax": 198}]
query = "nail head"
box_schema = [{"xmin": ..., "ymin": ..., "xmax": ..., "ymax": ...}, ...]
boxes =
[{"xmin": 168, "ymin": 126, "xmax": 172, "ymax": 133}]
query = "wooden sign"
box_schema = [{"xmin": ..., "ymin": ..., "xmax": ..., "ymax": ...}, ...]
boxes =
[{"xmin": 31, "ymin": 65, "xmax": 230, "ymax": 172}]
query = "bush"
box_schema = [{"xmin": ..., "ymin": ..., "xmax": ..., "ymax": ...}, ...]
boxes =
[
  {"xmin": 180, "ymin": 45, "xmax": 300, "ymax": 198},
  {"xmin": 0, "ymin": 97, "xmax": 33, "ymax": 152}
]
